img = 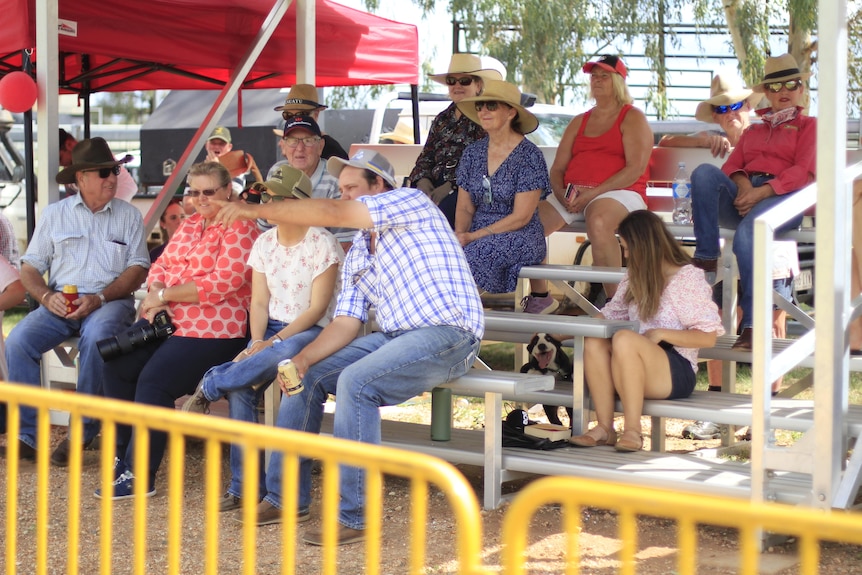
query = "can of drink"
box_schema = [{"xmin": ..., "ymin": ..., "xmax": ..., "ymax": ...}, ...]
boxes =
[
  {"xmin": 276, "ymin": 359, "xmax": 304, "ymax": 396},
  {"xmin": 62, "ymin": 284, "xmax": 78, "ymax": 313}
]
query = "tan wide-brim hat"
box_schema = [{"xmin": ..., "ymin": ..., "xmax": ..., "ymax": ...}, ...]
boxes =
[
  {"xmin": 56, "ymin": 137, "xmax": 122, "ymax": 184},
  {"xmin": 429, "ymin": 53, "xmax": 505, "ymax": 84},
  {"xmin": 694, "ymin": 74, "xmax": 760, "ymax": 122},
  {"xmin": 752, "ymin": 54, "xmax": 812, "ymax": 93},
  {"xmin": 456, "ymin": 80, "xmax": 539, "ymax": 135},
  {"xmin": 273, "ymin": 83, "xmax": 326, "ymax": 112},
  {"xmin": 379, "ymin": 120, "xmax": 418, "ymax": 144}
]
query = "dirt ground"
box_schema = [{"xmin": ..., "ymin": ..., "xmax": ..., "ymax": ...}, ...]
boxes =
[{"xmin": 2, "ymin": 407, "xmax": 862, "ymax": 575}]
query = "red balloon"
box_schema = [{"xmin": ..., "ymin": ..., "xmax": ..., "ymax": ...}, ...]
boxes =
[{"xmin": 0, "ymin": 71, "xmax": 38, "ymax": 113}]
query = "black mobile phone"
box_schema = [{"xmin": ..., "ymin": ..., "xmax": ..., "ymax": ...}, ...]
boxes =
[{"xmin": 564, "ymin": 183, "xmax": 576, "ymax": 201}]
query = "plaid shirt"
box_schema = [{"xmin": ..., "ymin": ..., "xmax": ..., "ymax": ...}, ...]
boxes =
[
  {"xmin": 336, "ymin": 187, "xmax": 484, "ymax": 339},
  {"xmin": 22, "ymin": 193, "xmax": 149, "ymax": 294}
]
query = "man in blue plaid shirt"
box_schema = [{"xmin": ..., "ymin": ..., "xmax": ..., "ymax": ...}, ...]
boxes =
[{"xmin": 214, "ymin": 149, "xmax": 484, "ymax": 545}]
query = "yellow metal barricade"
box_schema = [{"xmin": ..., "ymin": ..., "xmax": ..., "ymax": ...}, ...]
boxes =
[
  {"xmin": 0, "ymin": 382, "xmax": 487, "ymax": 575},
  {"xmin": 501, "ymin": 475, "xmax": 862, "ymax": 575}
]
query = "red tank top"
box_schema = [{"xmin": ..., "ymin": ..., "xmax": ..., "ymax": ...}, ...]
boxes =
[{"xmin": 563, "ymin": 104, "xmax": 649, "ymax": 198}]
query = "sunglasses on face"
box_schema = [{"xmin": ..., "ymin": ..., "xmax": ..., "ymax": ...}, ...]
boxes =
[
  {"xmin": 475, "ymin": 101, "xmax": 502, "ymax": 112},
  {"xmin": 765, "ymin": 79, "xmax": 802, "ymax": 93},
  {"xmin": 445, "ymin": 76, "xmax": 476, "ymax": 86},
  {"xmin": 482, "ymin": 175, "xmax": 493, "ymax": 205},
  {"xmin": 186, "ymin": 185, "xmax": 224, "ymax": 198},
  {"xmin": 283, "ymin": 135, "xmax": 321, "ymax": 148},
  {"xmin": 714, "ymin": 101, "xmax": 745, "ymax": 114},
  {"xmin": 84, "ymin": 165, "xmax": 121, "ymax": 178}
]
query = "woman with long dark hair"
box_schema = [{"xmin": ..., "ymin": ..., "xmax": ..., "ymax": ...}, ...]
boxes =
[{"xmin": 570, "ymin": 211, "xmax": 724, "ymax": 452}]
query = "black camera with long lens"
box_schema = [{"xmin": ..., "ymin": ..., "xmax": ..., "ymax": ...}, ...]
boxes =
[{"xmin": 97, "ymin": 310, "xmax": 175, "ymax": 361}]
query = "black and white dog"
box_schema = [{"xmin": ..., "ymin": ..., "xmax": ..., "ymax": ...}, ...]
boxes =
[{"xmin": 519, "ymin": 333, "xmax": 574, "ymax": 426}]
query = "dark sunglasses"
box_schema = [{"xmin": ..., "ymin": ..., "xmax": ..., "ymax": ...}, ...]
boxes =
[
  {"xmin": 186, "ymin": 185, "xmax": 224, "ymax": 198},
  {"xmin": 475, "ymin": 101, "xmax": 502, "ymax": 112},
  {"xmin": 482, "ymin": 175, "xmax": 493, "ymax": 205},
  {"xmin": 84, "ymin": 165, "xmax": 121, "ymax": 178},
  {"xmin": 713, "ymin": 101, "xmax": 745, "ymax": 114},
  {"xmin": 765, "ymin": 79, "xmax": 802, "ymax": 93},
  {"xmin": 445, "ymin": 76, "xmax": 476, "ymax": 86}
]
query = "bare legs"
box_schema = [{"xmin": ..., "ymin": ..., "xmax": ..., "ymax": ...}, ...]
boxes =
[
  {"xmin": 530, "ymin": 198, "xmax": 629, "ymax": 298},
  {"xmin": 578, "ymin": 331, "xmax": 673, "ymax": 448}
]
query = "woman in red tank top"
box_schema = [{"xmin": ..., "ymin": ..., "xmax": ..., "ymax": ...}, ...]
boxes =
[{"xmin": 522, "ymin": 55, "xmax": 653, "ymax": 314}]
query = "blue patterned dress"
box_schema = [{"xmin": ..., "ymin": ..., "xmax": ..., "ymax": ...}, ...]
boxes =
[{"xmin": 456, "ymin": 137, "xmax": 550, "ymax": 293}]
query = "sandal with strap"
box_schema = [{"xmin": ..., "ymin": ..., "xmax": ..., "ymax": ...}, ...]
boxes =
[
  {"xmin": 569, "ymin": 423, "xmax": 616, "ymax": 447},
  {"xmin": 614, "ymin": 429, "xmax": 644, "ymax": 452}
]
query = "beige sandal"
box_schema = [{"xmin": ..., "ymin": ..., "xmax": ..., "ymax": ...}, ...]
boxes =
[
  {"xmin": 569, "ymin": 423, "xmax": 616, "ymax": 447},
  {"xmin": 614, "ymin": 429, "xmax": 644, "ymax": 452}
]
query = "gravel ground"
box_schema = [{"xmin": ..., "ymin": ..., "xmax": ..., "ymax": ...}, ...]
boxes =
[{"xmin": 2, "ymin": 405, "xmax": 862, "ymax": 574}]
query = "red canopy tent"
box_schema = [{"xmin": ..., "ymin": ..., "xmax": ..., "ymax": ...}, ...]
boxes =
[{"xmin": 0, "ymin": 0, "xmax": 419, "ymax": 90}]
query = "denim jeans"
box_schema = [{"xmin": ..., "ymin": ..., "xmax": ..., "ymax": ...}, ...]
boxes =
[
  {"xmin": 102, "ymin": 333, "xmax": 248, "ymax": 486},
  {"xmin": 3, "ymin": 299, "xmax": 136, "ymax": 447},
  {"xmin": 200, "ymin": 320, "xmax": 323, "ymax": 499},
  {"xmin": 691, "ymin": 164, "xmax": 803, "ymax": 329},
  {"xmin": 263, "ymin": 325, "xmax": 480, "ymax": 529}
]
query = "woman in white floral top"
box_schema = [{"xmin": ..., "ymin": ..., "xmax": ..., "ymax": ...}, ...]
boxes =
[
  {"xmin": 191, "ymin": 166, "xmax": 343, "ymax": 511},
  {"xmin": 570, "ymin": 210, "xmax": 724, "ymax": 452}
]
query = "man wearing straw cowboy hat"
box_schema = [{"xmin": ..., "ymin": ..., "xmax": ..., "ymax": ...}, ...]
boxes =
[
  {"xmin": 409, "ymin": 53, "xmax": 505, "ymax": 225},
  {"xmin": 271, "ymin": 84, "xmax": 348, "ymax": 163},
  {"xmin": 1, "ymin": 137, "xmax": 150, "ymax": 465},
  {"xmin": 659, "ymin": 74, "xmax": 761, "ymax": 157},
  {"xmin": 689, "ymin": 53, "xmax": 816, "ymax": 351}
]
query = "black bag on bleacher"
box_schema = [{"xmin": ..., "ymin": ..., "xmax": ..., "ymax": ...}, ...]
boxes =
[{"xmin": 501, "ymin": 409, "xmax": 569, "ymax": 450}]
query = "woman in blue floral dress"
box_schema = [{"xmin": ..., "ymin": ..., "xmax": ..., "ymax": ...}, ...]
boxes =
[{"xmin": 454, "ymin": 80, "xmax": 550, "ymax": 293}]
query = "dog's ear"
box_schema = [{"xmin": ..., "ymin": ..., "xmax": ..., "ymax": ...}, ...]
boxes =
[{"xmin": 527, "ymin": 334, "xmax": 539, "ymax": 351}]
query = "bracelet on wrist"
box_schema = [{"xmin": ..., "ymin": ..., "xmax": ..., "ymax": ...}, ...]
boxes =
[
  {"xmin": 97, "ymin": 292, "xmax": 107, "ymax": 307},
  {"xmin": 485, "ymin": 226, "xmax": 494, "ymax": 235},
  {"xmin": 41, "ymin": 291, "xmax": 52, "ymax": 304},
  {"xmin": 250, "ymin": 339, "xmax": 263, "ymax": 346},
  {"xmin": 272, "ymin": 334, "xmax": 283, "ymax": 342},
  {"xmin": 157, "ymin": 288, "xmax": 167, "ymax": 304}
]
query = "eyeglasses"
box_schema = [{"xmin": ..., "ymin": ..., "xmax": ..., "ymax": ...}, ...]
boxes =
[
  {"xmin": 241, "ymin": 182, "xmax": 294, "ymax": 203},
  {"xmin": 283, "ymin": 136, "xmax": 321, "ymax": 148},
  {"xmin": 714, "ymin": 101, "xmax": 745, "ymax": 114},
  {"xmin": 475, "ymin": 101, "xmax": 502, "ymax": 112},
  {"xmin": 482, "ymin": 175, "xmax": 493, "ymax": 205},
  {"xmin": 445, "ymin": 76, "xmax": 476, "ymax": 86},
  {"xmin": 83, "ymin": 165, "xmax": 121, "ymax": 178},
  {"xmin": 186, "ymin": 185, "xmax": 225, "ymax": 198},
  {"xmin": 765, "ymin": 79, "xmax": 802, "ymax": 93},
  {"xmin": 280, "ymin": 110, "xmax": 307, "ymax": 120}
]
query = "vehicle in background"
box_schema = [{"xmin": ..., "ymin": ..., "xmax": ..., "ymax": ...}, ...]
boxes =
[{"xmin": 0, "ymin": 108, "xmax": 27, "ymax": 257}]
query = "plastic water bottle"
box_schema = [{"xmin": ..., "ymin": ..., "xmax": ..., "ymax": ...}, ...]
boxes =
[{"xmin": 672, "ymin": 162, "xmax": 692, "ymax": 225}]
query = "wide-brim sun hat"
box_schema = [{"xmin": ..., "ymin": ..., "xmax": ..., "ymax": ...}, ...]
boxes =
[
  {"xmin": 56, "ymin": 137, "xmax": 122, "ymax": 184},
  {"xmin": 582, "ymin": 54, "xmax": 628, "ymax": 79},
  {"xmin": 327, "ymin": 149, "xmax": 397, "ymax": 189},
  {"xmin": 379, "ymin": 120, "xmax": 418, "ymax": 144},
  {"xmin": 694, "ymin": 74, "xmax": 761, "ymax": 122},
  {"xmin": 262, "ymin": 165, "xmax": 312, "ymax": 199},
  {"xmin": 274, "ymin": 84, "xmax": 326, "ymax": 112},
  {"xmin": 455, "ymin": 80, "xmax": 539, "ymax": 134},
  {"xmin": 429, "ymin": 53, "xmax": 505, "ymax": 84},
  {"xmin": 752, "ymin": 53, "xmax": 812, "ymax": 93}
]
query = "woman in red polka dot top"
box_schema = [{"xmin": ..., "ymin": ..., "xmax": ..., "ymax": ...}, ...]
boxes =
[{"xmin": 99, "ymin": 161, "xmax": 260, "ymax": 499}]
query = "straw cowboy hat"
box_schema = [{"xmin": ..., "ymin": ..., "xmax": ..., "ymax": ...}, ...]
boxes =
[
  {"xmin": 56, "ymin": 137, "xmax": 122, "ymax": 184},
  {"xmin": 752, "ymin": 54, "xmax": 812, "ymax": 93},
  {"xmin": 262, "ymin": 165, "xmax": 312, "ymax": 199},
  {"xmin": 274, "ymin": 84, "xmax": 326, "ymax": 112},
  {"xmin": 694, "ymin": 75, "xmax": 760, "ymax": 122},
  {"xmin": 456, "ymin": 80, "xmax": 539, "ymax": 134},
  {"xmin": 379, "ymin": 119, "xmax": 418, "ymax": 144},
  {"xmin": 429, "ymin": 53, "xmax": 505, "ymax": 84}
]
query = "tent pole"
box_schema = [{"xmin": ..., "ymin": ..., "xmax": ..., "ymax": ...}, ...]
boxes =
[
  {"xmin": 22, "ymin": 51, "xmax": 36, "ymax": 244},
  {"xmin": 410, "ymin": 84, "xmax": 419, "ymax": 144},
  {"xmin": 141, "ymin": 0, "xmax": 291, "ymax": 234}
]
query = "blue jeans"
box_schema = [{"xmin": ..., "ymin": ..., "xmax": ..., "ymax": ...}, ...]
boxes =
[
  {"xmin": 691, "ymin": 164, "xmax": 803, "ymax": 329},
  {"xmin": 200, "ymin": 320, "xmax": 322, "ymax": 499},
  {"xmin": 3, "ymin": 299, "xmax": 136, "ymax": 447},
  {"xmin": 263, "ymin": 326, "xmax": 480, "ymax": 529}
]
